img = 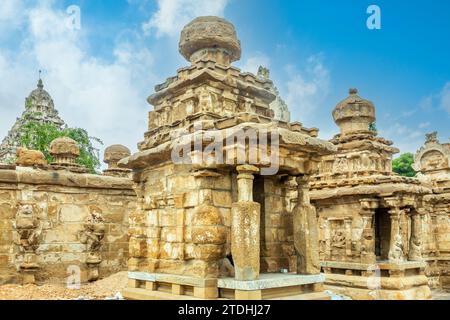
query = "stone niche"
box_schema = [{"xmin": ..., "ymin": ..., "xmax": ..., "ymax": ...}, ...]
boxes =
[
  {"xmin": 120, "ymin": 16, "xmax": 336, "ymax": 301},
  {"xmin": 0, "ymin": 141, "xmax": 136, "ymax": 285}
]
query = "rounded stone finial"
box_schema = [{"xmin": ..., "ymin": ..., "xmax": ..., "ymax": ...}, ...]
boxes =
[
  {"xmin": 104, "ymin": 144, "xmax": 131, "ymax": 169},
  {"xmin": 333, "ymin": 89, "xmax": 376, "ymax": 136},
  {"xmin": 103, "ymin": 144, "xmax": 131, "ymax": 177},
  {"xmin": 179, "ymin": 16, "xmax": 241, "ymax": 65},
  {"xmin": 49, "ymin": 137, "xmax": 80, "ymax": 167}
]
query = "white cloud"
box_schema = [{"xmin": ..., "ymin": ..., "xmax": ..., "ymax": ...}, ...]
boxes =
[
  {"xmin": 238, "ymin": 52, "xmax": 271, "ymax": 75},
  {"xmin": 0, "ymin": 2, "xmax": 156, "ymax": 167},
  {"xmin": 419, "ymin": 82, "xmax": 450, "ymax": 114},
  {"xmin": 142, "ymin": 0, "xmax": 229, "ymax": 37},
  {"xmin": 284, "ymin": 54, "xmax": 330, "ymax": 123},
  {"xmin": 419, "ymin": 122, "xmax": 431, "ymax": 129},
  {"xmin": 0, "ymin": 0, "xmax": 27, "ymax": 33},
  {"xmin": 379, "ymin": 122, "xmax": 426, "ymax": 154}
]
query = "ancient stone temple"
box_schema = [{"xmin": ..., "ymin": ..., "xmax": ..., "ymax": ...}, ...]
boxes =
[
  {"xmin": 0, "ymin": 139, "xmax": 135, "ymax": 285},
  {"xmin": 120, "ymin": 16, "xmax": 336, "ymax": 300},
  {"xmin": 414, "ymin": 132, "xmax": 450, "ymax": 288},
  {"xmin": 0, "ymin": 79, "xmax": 66, "ymax": 163},
  {"xmin": 309, "ymin": 89, "xmax": 433, "ymax": 300}
]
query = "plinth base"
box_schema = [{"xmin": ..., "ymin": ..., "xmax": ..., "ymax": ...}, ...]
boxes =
[
  {"xmin": 321, "ymin": 260, "xmax": 432, "ymax": 300},
  {"xmin": 122, "ymin": 272, "xmax": 330, "ymax": 300}
]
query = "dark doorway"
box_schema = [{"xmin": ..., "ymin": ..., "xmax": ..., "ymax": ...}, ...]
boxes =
[
  {"xmin": 375, "ymin": 208, "xmax": 391, "ymax": 261},
  {"xmin": 253, "ymin": 175, "xmax": 265, "ymax": 244}
]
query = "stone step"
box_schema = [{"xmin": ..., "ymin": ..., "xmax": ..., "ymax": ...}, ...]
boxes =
[
  {"xmin": 122, "ymin": 288, "xmax": 201, "ymax": 301},
  {"xmin": 268, "ymin": 291, "xmax": 331, "ymax": 300}
]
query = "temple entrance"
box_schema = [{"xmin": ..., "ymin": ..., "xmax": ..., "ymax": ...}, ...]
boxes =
[{"xmin": 375, "ymin": 208, "xmax": 391, "ymax": 261}]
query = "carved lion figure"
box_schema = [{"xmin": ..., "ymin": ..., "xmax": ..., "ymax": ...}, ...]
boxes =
[
  {"xmin": 15, "ymin": 147, "xmax": 47, "ymax": 167},
  {"xmin": 388, "ymin": 234, "xmax": 405, "ymax": 262}
]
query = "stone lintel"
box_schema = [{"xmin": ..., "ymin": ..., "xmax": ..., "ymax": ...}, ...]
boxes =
[{"xmin": 217, "ymin": 273, "xmax": 325, "ymax": 291}]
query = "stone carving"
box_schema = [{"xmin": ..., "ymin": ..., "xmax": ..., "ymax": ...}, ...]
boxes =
[
  {"xmin": 388, "ymin": 234, "xmax": 405, "ymax": 262},
  {"xmin": 409, "ymin": 235, "xmax": 423, "ymax": 261},
  {"xmin": 426, "ymin": 132, "xmax": 438, "ymax": 144},
  {"xmin": 79, "ymin": 211, "xmax": 106, "ymax": 281},
  {"xmin": 14, "ymin": 204, "xmax": 41, "ymax": 284},
  {"xmin": 15, "ymin": 204, "xmax": 40, "ymax": 253},
  {"xmin": 331, "ymin": 231, "xmax": 346, "ymax": 249},
  {"xmin": 422, "ymin": 151, "xmax": 446, "ymax": 171},
  {"xmin": 15, "ymin": 147, "xmax": 47, "ymax": 167}
]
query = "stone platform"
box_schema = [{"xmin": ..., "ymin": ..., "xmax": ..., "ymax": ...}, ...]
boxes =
[
  {"xmin": 321, "ymin": 260, "xmax": 432, "ymax": 300},
  {"xmin": 122, "ymin": 272, "xmax": 330, "ymax": 300}
]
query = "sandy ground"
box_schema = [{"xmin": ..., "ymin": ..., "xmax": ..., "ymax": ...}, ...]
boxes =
[
  {"xmin": 0, "ymin": 272, "xmax": 128, "ymax": 300},
  {"xmin": 0, "ymin": 272, "xmax": 449, "ymax": 300}
]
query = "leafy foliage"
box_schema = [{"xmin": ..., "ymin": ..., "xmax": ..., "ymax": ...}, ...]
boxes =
[
  {"xmin": 369, "ymin": 122, "xmax": 377, "ymax": 132},
  {"xmin": 392, "ymin": 153, "xmax": 416, "ymax": 177},
  {"xmin": 18, "ymin": 120, "xmax": 103, "ymax": 173}
]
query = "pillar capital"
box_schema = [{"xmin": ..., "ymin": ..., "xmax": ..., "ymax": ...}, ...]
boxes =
[
  {"xmin": 236, "ymin": 165, "xmax": 259, "ymax": 176},
  {"xmin": 360, "ymin": 198, "xmax": 379, "ymax": 216}
]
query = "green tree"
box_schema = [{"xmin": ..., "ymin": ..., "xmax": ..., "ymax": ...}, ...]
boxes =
[
  {"xmin": 18, "ymin": 120, "xmax": 103, "ymax": 173},
  {"xmin": 369, "ymin": 122, "xmax": 377, "ymax": 132},
  {"xmin": 392, "ymin": 153, "xmax": 416, "ymax": 177}
]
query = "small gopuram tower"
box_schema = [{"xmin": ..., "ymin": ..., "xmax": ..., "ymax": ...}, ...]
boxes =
[
  {"xmin": 120, "ymin": 16, "xmax": 336, "ymax": 300},
  {"xmin": 0, "ymin": 78, "xmax": 66, "ymax": 163},
  {"xmin": 310, "ymin": 89, "xmax": 432, "ymax": 300},
  {"xmin": 414, "ymin": 132, "xmax": 450, "ymax": 288}
]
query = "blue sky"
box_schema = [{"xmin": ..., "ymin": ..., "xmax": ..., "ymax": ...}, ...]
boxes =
[{"xmin": 1, "ymin": 0, "xmax": 449, "ymax": 160}]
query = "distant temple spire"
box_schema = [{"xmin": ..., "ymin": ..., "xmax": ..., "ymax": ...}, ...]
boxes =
[
  {"xmin": 37, "ymin": 70, "xmax": 44, "ymax": 90},
  {"xmin": 0, "ymin": 77, "xmax": 66, "ymax": 163}
]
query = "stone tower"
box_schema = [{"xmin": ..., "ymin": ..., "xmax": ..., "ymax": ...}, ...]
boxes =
[
  {"xmin": 310, "ymin": 89, "xmax": 433, "ymax": 300},
  {"xmin": 121, "ymin": 16, "xmax": 335, "ymax": 300},
  {"xmin": 0, "ymin": 79, "xmax": 66, "ymax": 163}
]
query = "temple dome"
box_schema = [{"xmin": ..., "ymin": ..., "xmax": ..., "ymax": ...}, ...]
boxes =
[
  {"xmin": 104, "ymin": 144, "xmax": 131, "ymax": 165},
  {"xmin": 27, "ymin": 79, "xmax": 55, "ymax": 109},
  {"xmin": 333, "ymin": 88, "xmax": 376, "ymax": 136},
  {"xmin": 179, "ymin": 16, "xmax": 241, "ymax": 64},
  {"xmin": 49, "ymin": 137, "xmax": 80, "ymax": 167}
]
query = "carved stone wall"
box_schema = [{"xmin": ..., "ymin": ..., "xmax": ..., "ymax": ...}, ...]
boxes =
[{"xmin": 0, "ymin": 166, "xmax": 135, "ymax": 284}]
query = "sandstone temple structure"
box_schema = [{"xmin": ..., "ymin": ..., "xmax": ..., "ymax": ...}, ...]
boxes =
[
  {"xmin": 309, "ymin": 89, "xmax": 433, "ymax": 299},
  {"xmin": 0, "ymin": 15, "xmax": 449, "ymax": 301},
  {"xmin": 120, "ymin": 16, "xmax": 337, "ymax": 300},
  {"xmin": 0, "ymin": 142, "xmax": 135, "ymax": 285},
  {"xmin": 0, "ymin": 79, "xmax": 66, "ymax": 163},
  {"xmin": 0, "ymin": 84, "xmax": 136, "ymax": 285},
  {"xmin": 414, "ymin": 132, "xmax": 450, "ymax": 288}
]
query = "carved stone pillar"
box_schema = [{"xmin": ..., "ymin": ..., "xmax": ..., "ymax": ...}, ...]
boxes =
[
  {"xmin": 387, "ymin": 201, "xmax": 405, "ymax": 263},
  {"xmin": 231, "ymin": 165, "xmax": 261, "ymax": 281},
  {"xmin": 408, "ymin": 210, "xmax": 423, "ymax": 261},
  {"xmin": 360, "ymin": 199, "xmax": 378, "ymax": 264},
  {"xmin": 192, "ymin": 169, "xmax": 227, "ymax": 279},
  {"xmin": 293, "ymin": 175, "xmax": 320, "ymax": 275}
]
